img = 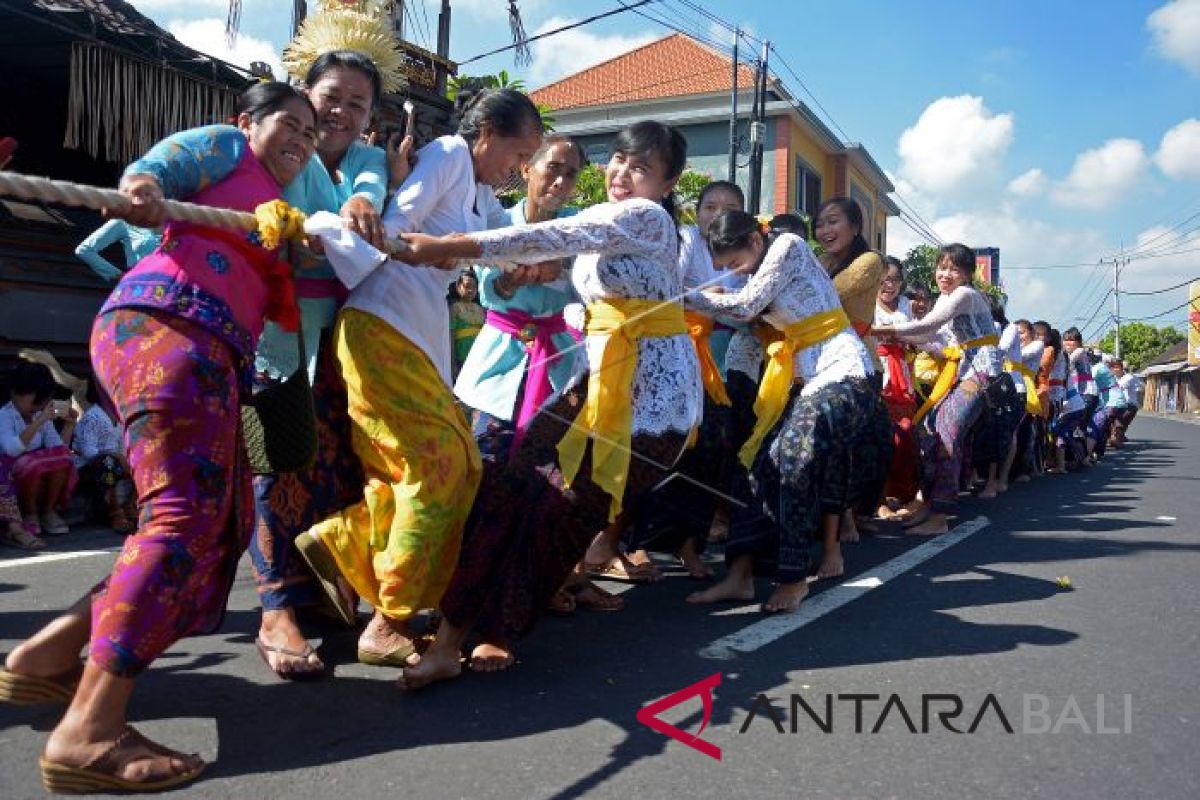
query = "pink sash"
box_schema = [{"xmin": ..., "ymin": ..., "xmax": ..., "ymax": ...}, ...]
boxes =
[{"xmin": 485, "ymin": 308, "xmax": 568, "ymax": 439}]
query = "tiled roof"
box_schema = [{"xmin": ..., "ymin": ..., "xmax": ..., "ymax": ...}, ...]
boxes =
[{"xmin": 531, "ymin": 33, "xmax": 758, "ymax": 110}]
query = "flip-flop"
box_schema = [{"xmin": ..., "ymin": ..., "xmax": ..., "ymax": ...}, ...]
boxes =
[
  {"xmin": 39, "ymin": 725, "xmax": 205, "ymax": 794},
  {"xmin": 0, "ymin": 662, "xmax": 82, "ymax": 705},
  {"xmin": 254, "ymin": 637, "xmax": 326, "ymax": 682},
  {"xmin": 294, "ymin": 532, "xmax": 357, "ymax": 627}
]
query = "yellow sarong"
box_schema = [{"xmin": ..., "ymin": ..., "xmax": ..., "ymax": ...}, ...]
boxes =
[
  {"xmin": 740, "ymin": 308, "xmax": 851, "ymax": 468},
  {"xmin": 912, "ymin": 334, "xmax": 1000, "ymax": 425},
  {"xmin": 310, "ymin": 309, "xmax": 482, "ymax": 620},
  {"xmin": 1005, "ymin": 359, "xmax": 1042, "ymax": 416},
  {"xmin": 685, "ymin": 311, "xmax": 731, "ymax": 407},
  {"xmin": 557, "ymin": 298, "xmax": 688, "ymax": 521}
]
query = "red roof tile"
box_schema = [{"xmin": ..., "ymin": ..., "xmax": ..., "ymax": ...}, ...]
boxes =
[{"xmin": 531, "ymin": 33, "xmax": 757, "ymax": 110}]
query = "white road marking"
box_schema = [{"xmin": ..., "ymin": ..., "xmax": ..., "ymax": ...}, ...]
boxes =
[
  {"xmin": 1156, "ymin": 516, "xmax": 1177, "ymax": 522},
  {"xmin": 0, "ymin": 548, "xmax": 120, "ymax": 570},
  {"xmin": 698, "ymin": 516, "xmax": 990, "ymax": 660}
]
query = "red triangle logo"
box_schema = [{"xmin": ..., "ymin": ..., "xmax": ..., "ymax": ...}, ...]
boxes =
[{"xmin": 636, "ymin": 672, "xmax": 723, "ymax": 761}]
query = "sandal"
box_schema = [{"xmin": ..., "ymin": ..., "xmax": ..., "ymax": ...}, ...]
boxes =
[
  {"xmin": 39, "ymin": 725, "xmax": 205, "ymax": 794},
  {"xmin": 570, "ymin": 581, "xmax": 624, "ymax": 612},
  {"xmin": 108, "ymin": 509, "xmax": 136, "ymax": 535},
  {"xmin": 0, "ymin": 662, "xmax": 82, "ymax": 705},
  {"xmin": 357, "ymin": 640, "xmax": 417, "ymax": 667},
  {"xmin": 1, "ymin": 523, "xmax": 46, "ymax": 551},
  {"xmin": 547, "ymin": 589, "xmax": 577, "ymax": 615},
  {"xmin": 294, "ymin": 531, "xmax": 357, "ymax": 627},
  {"xmin": 255, "ymin": 637, "xmax": 326, "ymax": 682},
  {"xmin": 586, "ymin": 557, "xmax": 660, "ymax": 583}
]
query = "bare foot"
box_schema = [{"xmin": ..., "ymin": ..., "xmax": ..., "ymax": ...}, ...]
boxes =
[
  {"xmin": 1014, "ymin": 474, "xmax": 1031, "ymax": 483},
  {"xmin": 762, "ymin": 581, "xmax": 809, "ymax": 613},
  {"xmin": 397, "ymin": 648, "xmax": 463, "ymax": 691},
  {"xmin": 626, "ymin": 549, "xmax": 664, "ymax": 580},
  {"xmin": 876, "ymin": 504, "xmax": 899, "ymax": 520},
  {"xmin": 977, "ymin": 485, "xmax": 998, "ymax": 500},
  {"xmin": 686, "ymin": 573, "xmax": 755, "ymax": 604},
  {"xmin": 839, "ymin": 512, "xmax": 860, "ymax": 543},
  {"xmin": 817, "ymin": 548, "xmax": 844, "ymax": 579},
  {"xmin": 906, "ymin": 513, "xmax": 949, "ymax": 536},
  {"xmin": 677, "ymin": 544, "xmax": 714, "ymax": 579},
  {"xmin": 996, "ymin": 481, "xmax": 1009, "ymax": 494},
  {"xmin": 469, "ymin": 641, "xmax": 515, "ymax": 672}
]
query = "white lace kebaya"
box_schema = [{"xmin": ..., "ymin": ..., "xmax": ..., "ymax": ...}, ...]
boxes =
[
  {"xmin": 686, "ymin": 233, "xmax": 874, "ymax": 397},
  {"xmin": 469, "ymin": 198, "xmax": 703, "ymax": 437},
  {"xmin": 887, "ymin": 285, "xmax": 1003, "ymax": 382}
]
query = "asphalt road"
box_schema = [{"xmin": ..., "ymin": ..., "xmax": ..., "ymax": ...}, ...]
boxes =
[{"xmin": 2, "ymin": 415, "xmax": 1198, "ymax": 799}]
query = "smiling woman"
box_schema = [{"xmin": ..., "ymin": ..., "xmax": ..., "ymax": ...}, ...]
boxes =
[{"xmin": 0, "ymin": 81, "xmax": 321, "ymax": 794}]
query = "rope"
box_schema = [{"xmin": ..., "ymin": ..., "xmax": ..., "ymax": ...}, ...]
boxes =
[
  {"xmin": 0, "ymin": 171, "xmax": 255, "ymax": 231},
  {"xmin": 0, "ymin": 171, "xmax": 411, "ymax": 258}
]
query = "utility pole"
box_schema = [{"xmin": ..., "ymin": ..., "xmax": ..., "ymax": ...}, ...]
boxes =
[
  {"xmin": 746, "ymin": 40, "xmax": 769, "ymax": 215},
  {"xmin": 436, "ymin": 0, "xmax": 452, "ymax": 96},
  {"xmin": 1113, "ymin": 244, "xmax": 1123, "ymax": 359},
  {"xmin": 727, "ymin": 28, "xmax": 739, "ymax": 183}
]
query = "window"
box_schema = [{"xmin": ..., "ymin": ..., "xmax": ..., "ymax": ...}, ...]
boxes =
[
  {"xmin": 584, "ymin": 143, "xmax": 610, "ymax": 165},
  {"xmin": 795, "ymin": 158, "xmax": 822, "ymax": 221}
]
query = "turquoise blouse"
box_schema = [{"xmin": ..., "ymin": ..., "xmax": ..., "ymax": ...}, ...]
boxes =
[{"xmin": 452, "ymin": 199, "xmax": 583, "ymax": 421}]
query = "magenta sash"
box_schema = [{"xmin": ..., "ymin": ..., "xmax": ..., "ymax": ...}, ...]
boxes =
[{"xmin": 485, "ymin": 308, "xmax": 568, "ymax": 435}]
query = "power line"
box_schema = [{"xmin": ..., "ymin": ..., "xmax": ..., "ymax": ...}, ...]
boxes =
[
  {"xmin": 1122, "ymin": 296, "xmax": 1200, "ymax": 322},
  {"xmin": 1122, "ymin": 276, "xmax": 1200, "ymax": 296},
  {"xmin": 457, "ymin": 0, "xmax": 656, "ymax": 66},
  {"xmin": 1075, "ymin": 287, "xmax": 1114, "ymax": 333}
]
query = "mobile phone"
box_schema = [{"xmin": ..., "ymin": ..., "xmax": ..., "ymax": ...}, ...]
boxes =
[{"xmin": 51, "ymin": 400, "xmax": 70, "ymax": 416}]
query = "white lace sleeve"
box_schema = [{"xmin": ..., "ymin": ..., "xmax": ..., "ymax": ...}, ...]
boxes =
[
  {"xmin": 689, "ymin": 236, "xmax": 799, "ymax": 318},
  {"xmin": 471, "ymin": 199, "xmax": 675, "ymax": 265},
  {"xmin": 889, "ymin": 286, "xmax": 968, "ymax": 341}
]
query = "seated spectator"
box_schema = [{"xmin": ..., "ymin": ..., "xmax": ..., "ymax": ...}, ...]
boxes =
[
  {"xmin": 71, "ymin": 380, "xmax": 134, "ymax": 533},
  {"xmin": 0, "ymin": 436, "xmax": 37, "ymax": 548},
  {"xmin": 1, "ymin": 362, "xmax": 77, "ymax": 536}
]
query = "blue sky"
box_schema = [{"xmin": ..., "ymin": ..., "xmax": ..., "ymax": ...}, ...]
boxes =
[{"xmin": 130, "ymin": 0, "xmax": 1200, "ymax": 336}]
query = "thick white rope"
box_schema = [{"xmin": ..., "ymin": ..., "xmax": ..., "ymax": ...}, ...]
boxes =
[{"xmin": 0, "ymin": 172, "xmax": 256, "ymax": 231}]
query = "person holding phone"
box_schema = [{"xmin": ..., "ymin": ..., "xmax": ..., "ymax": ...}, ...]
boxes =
[{"xmin": 0, "ymin": 361, "xmax": 77, "ymax": 541}]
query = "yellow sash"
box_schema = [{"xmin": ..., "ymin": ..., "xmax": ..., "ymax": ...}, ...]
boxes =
[
  {"xmin": 739, "ymin": 308, "xmax": 851, "ymax": 469},
  {"xmin": 912, "ymin": 334, "xmax": 1000, "ymax": 425},
  {"xmin": 684, "ymin": 311, "xmax": 731, "ymax": 407},
  {"xmin": 557, "ymin": 298, "xmax": 688, "ymax": 521},
  {"xmin": 1004, "ymin": 359, "xmax": 1043, "ymax": 416},
  {"xmin": 453, "ymin": 325, "xmax": 482, "ymax": 341}
]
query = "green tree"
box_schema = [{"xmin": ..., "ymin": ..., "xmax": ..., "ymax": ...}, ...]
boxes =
[
  {"xmin": 446, "ymin": 71, "xmax": 555, "ymax": 131},
  {"xmin": 564, "ymin": 165, "xmax": 712, "ymax": 218},
  {"xmin": 901, "ymin": 243, "xmax": 1006, "ymax": 305},
  {"xmin": 1097, "ymin": 322, "xmax": 1184, "ymax": 371}
]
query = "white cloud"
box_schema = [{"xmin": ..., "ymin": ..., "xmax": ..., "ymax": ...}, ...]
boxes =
[
  {"xmin": 1007, "ymin": 168, "xmax": 1047, "ymax": 196},
  {"xmin": 1121, "ymin": 225, "xmax": 1200, "ymax": 293},
  {"xmin": 167, "ymin": 18, "xmax": 284, "ymax": 80},
  {"xmin": 1050, "ymin": 138, "xmax": 1149, "ymax": 210},
  {"xmin": 896, "ymin": 95, "xmax": 1014, "ymax": 195},
  {"xmin": 1147, "ymin": 0, "xmax": 1200, "ymax": 74},
  {"xmin": 1155, "ymin": 118, "xmax": 1200, "ymax": 180},
  {"xmin": 528, "ymin": 16, "xmax": 657, "ymax": 87}
]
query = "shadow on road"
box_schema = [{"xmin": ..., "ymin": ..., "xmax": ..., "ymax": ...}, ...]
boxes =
[{"xmin": 0, "ymin": 423, "xmax": 1193, "ymax": 795}]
